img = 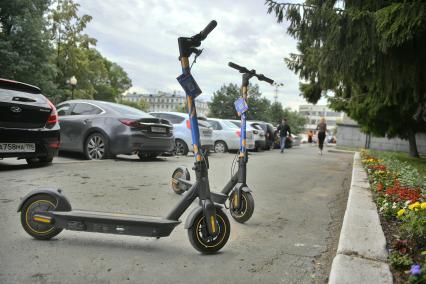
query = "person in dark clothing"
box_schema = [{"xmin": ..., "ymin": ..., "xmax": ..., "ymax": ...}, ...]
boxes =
[
  {"xmin": 316, "ymin": 117, "xmax": 327, "ymax": 155},
  {"xmin": 277, "ymin": 118, "xmax": 291, "ymax": 153}
]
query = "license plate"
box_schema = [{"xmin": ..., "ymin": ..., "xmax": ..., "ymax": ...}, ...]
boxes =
[
  {"xmin": 202, "ymin": 131, "xmax": 212, "ymax": 136},
  {"xmin": 0, "ymin": 143, "xmax": 35, "ymax": 153},
  {"xmin": 151, "ymin": 126, "xmax": 166, "ymax": 133}
]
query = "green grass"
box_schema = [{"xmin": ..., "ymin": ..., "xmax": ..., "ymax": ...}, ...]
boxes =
[{"xmin": 369, "ymin": 150, "xmax": 426, "ymax": 177}]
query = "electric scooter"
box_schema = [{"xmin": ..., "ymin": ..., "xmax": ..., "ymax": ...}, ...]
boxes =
[
  {"xmin": 171, "ymin": 62, "xmax": 274, "ymax": 223},
  {"xmin": 17, "ymin": 20, "xmax": 232, "ymax": 254}
]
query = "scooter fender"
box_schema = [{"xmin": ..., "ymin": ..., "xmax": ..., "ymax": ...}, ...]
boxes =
[
  {"xmin": 17, "ymin": 188, "xmax": 72, "ymax": 212},
  {"xmin": 184, "ymin": 203, "xmax": 223, "ymax": 229},
  {"xmin": 231, "ymin": 183, "xmax": 252, "ymax": 209}
]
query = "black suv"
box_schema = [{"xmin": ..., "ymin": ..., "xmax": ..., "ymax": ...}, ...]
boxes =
[{"xmin": 0, "ymin": 79, "xmax": 60, "ymax": 166}]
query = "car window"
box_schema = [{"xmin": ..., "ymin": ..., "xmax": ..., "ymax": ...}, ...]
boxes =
[
  {"xmin": 221, "ymin": 120, "xmax": 239, "ymax": 129},
  {"xmin": 198, "ymin": 120, "xmax": 212, "ymax": 128},
  {"xmin": 230, "ymin": 121, "xmax": 241, "ymax": 127},
  {"xmin": 251, "ymin": 123, "xmax": 263, "ymax": 131},
  {"xmin": 207, "ymin": 120, "xmax": 222, "ymax": 130},
  {"xmin": 71, "ymin": 103, "xmax": 103, "ymax": 115},
  {"xmin": 161, "ymin": 114, "xmax": 185, "ymax": 124},
  {"xmin": 57, "ymin": 103, "xmax": 71, "ymax": 116},
  {"xmin": 107, "ymin": 103, "xmax": 151, "ymax": 117}
]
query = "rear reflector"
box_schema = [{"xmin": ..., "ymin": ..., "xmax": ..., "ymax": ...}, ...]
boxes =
[{"xmin": 49, "ymin": 141, "xmax": 60, "ymax": 149}]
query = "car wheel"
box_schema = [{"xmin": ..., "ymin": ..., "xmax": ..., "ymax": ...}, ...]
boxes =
[
  {"xmin": 175, "ymin": 139, "xmax": 189, "ymax": 156},
  {"xmin": 214, "ymin": 141, "xmax": 227, "ymax": 153},
  {"xmin": 84, "ymin": 132, "xmax": 109, "ymax": 160}
]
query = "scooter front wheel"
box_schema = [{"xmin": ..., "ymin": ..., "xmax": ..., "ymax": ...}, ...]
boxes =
[
  {"xmin": 230, "ymin": 191, "xmax": 254, "ymax": 223},
  {"xmin": 188, "ymin": 208, "xmax": 230, "ymax": 254},
  {"xmin": 20, "ymin": 194, "xmax": 63, "ymax": 240}
]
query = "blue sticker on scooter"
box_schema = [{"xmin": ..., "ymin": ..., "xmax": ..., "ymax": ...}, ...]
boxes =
[
  {"xmin": 176, "ymin": 73, "xmax": 202, "ymax": 98},
  {"xmin": 234, "ymin": 98, "xmax": 248, "ymax": 113}
]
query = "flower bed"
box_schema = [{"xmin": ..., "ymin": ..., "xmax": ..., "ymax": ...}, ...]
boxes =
[{"xmin": 361, "ymin": 150, "xmax": 426, "ymax": 283}]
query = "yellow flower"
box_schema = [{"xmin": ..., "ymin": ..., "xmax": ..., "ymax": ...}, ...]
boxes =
[
  {"xmin": 397, "ymin": 209, "xmax": 405, "ymax": 217},
  {"xmin": 408, "ymin": 202, "xmax": 421, "ymax": 210},
  {"xmin": 421, "ymin": 202, "xmax": 426, "ymax": 210}
]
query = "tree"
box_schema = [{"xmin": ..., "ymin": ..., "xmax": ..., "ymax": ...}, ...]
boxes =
[
  {"xmin": 174, "ymin": 103, "xmax": 187, "ymax": 113},
  {"xmin": 209, "ymin": 83, "xmax": 272, "ymax": 121},
  {"xmin": 0, "ymin": 0, "xmax": 57, "ymax": 95},
  {"xmin": 266, "ymin": 0, "xmax": 426, "ymax": 157},
  {"xmin": 118, "ymin": 99, "xmax": 150, "ymax": 112},
  {"xmin": 50, "ymin": 0, "xmax": 131, "ymax": 102}
]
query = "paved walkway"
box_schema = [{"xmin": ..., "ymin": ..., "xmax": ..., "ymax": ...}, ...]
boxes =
[{"xmin": 0, "ymin": 145, "xmax": 353, "ymax": 284}]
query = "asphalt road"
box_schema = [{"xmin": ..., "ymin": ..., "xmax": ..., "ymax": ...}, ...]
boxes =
[{"xmin": 0, "ymin": 145, "xmax": 353, "ymax": 284}]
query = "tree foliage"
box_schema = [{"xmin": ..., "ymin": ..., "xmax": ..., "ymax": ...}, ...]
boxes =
[
  {"xmin": 266, "ymin": 0, "xmax": 426, "ymax": 157},
  {"xmin": 209, "ymin": 83, "xmax": 272, "ymax": 121},
  {"xmin": 209, "ymin": 83, "xmax": 307, "ymax": 133},
  {"xmin": 117, "ymin": 99, "xmax": 150, "ymax": 112},
  {"xmin": 0, "ymin": 0, "xmax": 131, "ymax": 104},
  {"xmin": 0, "ymin": 0, "xmax": 57, "ymax": 94}
]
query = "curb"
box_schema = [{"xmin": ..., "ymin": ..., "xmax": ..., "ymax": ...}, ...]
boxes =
[
  {"xmin": 327, "ymin": 148, "xmax": 356, "ymax": 154},
  {"xmin": 328, "ymin": 152, "xmax": 393, "ymax": 284}
]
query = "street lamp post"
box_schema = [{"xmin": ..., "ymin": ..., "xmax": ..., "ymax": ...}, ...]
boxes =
[
  {"xmin": 69, "ymin": 76, "xmax": 77, "ymax": 100},
  {"xmin": 273, "ymin": 82, "xmax": 284, "ymax": 103}
]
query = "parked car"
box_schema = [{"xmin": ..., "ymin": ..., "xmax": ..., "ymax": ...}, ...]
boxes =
[
  {"xmin": 149, "ymin": 111, "xmax": 214, "ymax": 156},
  {"xmin": 56, "ymin": 100, "xmax": 174, "ymax": 160},
  {"xmin": 228, "ymin": 119, "xmax": 265, "ymax": 151},
  {"xmin": 273, "ymin": 133, "xmax": 301, "ymax": 149},
  {"xmin": 206, "ymin": 118, "xmax": 255, "ymax": 153},
  {"xmin": 248, "ymin": 121, "xmax": 275, "ymax": 150},
  {"xmin": 0, "ymin": 78, "xmax": 60, "ymax": 166}
]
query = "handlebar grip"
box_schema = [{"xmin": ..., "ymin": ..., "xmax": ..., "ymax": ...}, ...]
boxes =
[
  {"xmin": 228, "ymin": 62, "xmax": 249, "ymax": 73},
  {"xmin": 257, "ymin": 74, "xmax": 274, "ymax": 84},
  {"xmin": 199, "ymin": 20, "xmax": 217, "ymax": 40}
]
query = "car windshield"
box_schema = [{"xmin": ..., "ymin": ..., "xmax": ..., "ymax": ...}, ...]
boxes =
[
  {"xmin": 198, "ymin": 120, "xmax": 212, "ymax": 128},
  {"xmin": 230, "ymin": 120, "xmax": 241, "ymax": 127},
  {"xmin": 222, "ymin": 120, "xmax": 239, "ymax": 129},
  {"xmin": 106, "ymin": 103, "xmax": 152, "ymax": 117}
]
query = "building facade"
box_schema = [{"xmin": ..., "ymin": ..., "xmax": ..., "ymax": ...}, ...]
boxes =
[
  {"xmin": 123, "ymin": 91, "xmax": 209, "ymax": 116},
  {"xmin": 298, "ymin": 104, "xmax": 344, "ymax": 133}
]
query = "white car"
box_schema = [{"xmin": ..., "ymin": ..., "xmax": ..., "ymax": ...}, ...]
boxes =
[
  {"xmin": 150, "ymin": 112, "xmax": 213, "ymax": 156},
  {"xmin": 207, "ymin": 118, "xmax": 255, "ymax": 153},
  {"xmin": 228, "ymin": 119, "xmax": 265, "ymax": 151}
]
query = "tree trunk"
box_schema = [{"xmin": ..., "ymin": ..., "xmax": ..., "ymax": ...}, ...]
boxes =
[{"xmin": 407, "ymin": 131, "xmax": 420, "ymax": 158}]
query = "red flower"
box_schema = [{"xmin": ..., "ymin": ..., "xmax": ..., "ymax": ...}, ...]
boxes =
[{"xmin": 376, "ymin": 183, "xmax": 384, "ymax": 192}]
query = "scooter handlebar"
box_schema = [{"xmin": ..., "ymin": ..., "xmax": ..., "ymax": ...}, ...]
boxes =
[
  {"xmin": 257, "ymin": 74, "xmax": 274, "ymax": 84},
  {"xmin": 198, "ymin": 20, "xmax": 217, "ymax": 40},
  {"xmin": 228, "ymin": 62, "xmax": 250, "ymax": 73}
]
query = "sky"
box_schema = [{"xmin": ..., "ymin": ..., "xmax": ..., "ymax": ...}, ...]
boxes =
[{"xmin": 76, "ymin": 0, "xmax": 325, "ymax": 110}]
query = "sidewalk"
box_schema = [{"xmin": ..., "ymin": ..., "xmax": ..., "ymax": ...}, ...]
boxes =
[{"xmin": 328, "ymin": 152, "xmax": 393, "ymax": 284}]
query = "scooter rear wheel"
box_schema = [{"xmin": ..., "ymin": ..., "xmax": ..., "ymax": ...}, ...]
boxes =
[
  {"xmin": 20, "ymin": 194, "xmax": 63, "ymax": 240},
  {"xmin": 230, "ymin": 191, "xmax": 254, "ymax": 223},
  {"xmin": 188, "ymin": 208, "xmax": 230, "ymax": 254}
]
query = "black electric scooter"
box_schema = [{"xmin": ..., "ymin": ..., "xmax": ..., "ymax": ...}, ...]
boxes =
[
  {"xmin": 171, "ymin": 63, "xmax": 274, "ymax": 223},
  {"xmin": 17, "ymin": 20, "xmax": 231, "ymax": 254}
]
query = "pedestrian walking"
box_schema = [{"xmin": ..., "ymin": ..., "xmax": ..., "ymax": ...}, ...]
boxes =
[
  {"xmin": 316, "ymin": 117, "xmax": 327, "ymax": 155},
  {"xmin": 277, "ymin": 118, "xmax": 291, "ymax": 153}
]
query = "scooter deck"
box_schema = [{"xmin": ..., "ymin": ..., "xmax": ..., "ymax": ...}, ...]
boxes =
[{"xmin": 52, "ymin": 210, "xmax": 181, "ymax": 237}]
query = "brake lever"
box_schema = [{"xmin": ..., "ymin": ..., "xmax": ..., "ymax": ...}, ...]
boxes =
[{"xmin": 190, "ymin": 48, "xmax": 204, "ymax": 69}]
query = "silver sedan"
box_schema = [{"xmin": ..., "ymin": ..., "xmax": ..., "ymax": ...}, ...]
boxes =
[{"xmin": 56, "ymin": 100, "xmax": 174, "ymax": 160}]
